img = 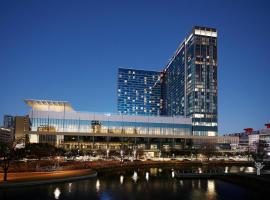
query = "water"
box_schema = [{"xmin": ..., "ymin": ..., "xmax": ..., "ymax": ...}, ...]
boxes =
[{"xmin": 0, "ymin": 168, "xmax": 267, "ymax": 200}]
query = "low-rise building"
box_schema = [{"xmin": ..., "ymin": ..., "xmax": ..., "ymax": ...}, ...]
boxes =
[
  {"xmin": 0, "ymin": 127, "xmax": 14, "ymax": 144},
  {"xmin": 22, "ymin": 99, "xmax": 237, "ymax": 154},
  {"xmin": 259, "ymin": 123, "xmax": 270, "ymax": 159}
]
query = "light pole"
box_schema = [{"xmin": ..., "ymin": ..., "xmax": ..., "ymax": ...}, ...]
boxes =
[
  {"xmin": 120, "ymin": 149, "xmax": 124, "ymax": 162},
  {"xmin": 106, "ymin": 148, "xmax": 110, "ymax": 159},
  {"xmin": 133, "ymin": 149, "xmax": 137, "ymax": 160},
  {"xmin": 57, "ymin": 156, "xmax": 60, "ymax": 168}
]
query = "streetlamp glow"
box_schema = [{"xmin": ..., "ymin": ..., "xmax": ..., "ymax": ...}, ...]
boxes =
[
  {"xmin": 106, "ymin": 148, "xmax": 110, "ymax": 159},
  {"xmin": 120, "ymin": 149, "xmax": 124, "ymax": 162}
]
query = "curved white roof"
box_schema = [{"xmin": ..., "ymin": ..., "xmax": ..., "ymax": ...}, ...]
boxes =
[{"xmin": 24, "ymin": 99, "xmax": 74, "ymax": 112}]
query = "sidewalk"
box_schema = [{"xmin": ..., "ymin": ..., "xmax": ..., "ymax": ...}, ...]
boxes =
[{"xmin": 0, "ymin": 169, "xmax": 97, "ymax": 188}]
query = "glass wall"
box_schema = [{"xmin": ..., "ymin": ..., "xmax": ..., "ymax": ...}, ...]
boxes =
[{"xmin": 30, "ymin": 111, "xmax": 192, "ymax": 136}]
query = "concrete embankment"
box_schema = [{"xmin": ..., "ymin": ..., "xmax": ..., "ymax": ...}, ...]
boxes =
[{"xmin": 91, "ymin": 160, "xmax": 254, "ymax": 174}]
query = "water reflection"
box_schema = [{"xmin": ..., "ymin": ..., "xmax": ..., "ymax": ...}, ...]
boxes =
[
  {"xmin": 0, "ymin": 167, "xmax": 264, "ymax": 200},
  {"xmin": 207, "ymin": 180, "xmax": 216, "ymax": 198},
  {"xmin": 198, "ymin": 180, "xmax": 201, "ymax": 189},
  {"xmin": 146, "ymin": 172, "xmax": 149, "ymax": 182},
  {"xmin": 96, "ymin": 179, "xmax": 100, "ymax": 192},
  {"xmin": 150, "ymin": 168, "xmax": 158, "ymax": 176},
  {"xmin": 99, "ymin": 192, "xmax": 112, "ymax": 200},
  {"xmin": 54, "ymin": 187, "xmax": 61, "ymax": 200},
  {"xmin": 132, "ymin": 171, "xmax": 138, "ymax": 182},
  {"xmin": 68, "ymin": 183, "xmax": 72, "ymax": 193},
  {"xmin": 179, "ymin": 180, "xmax": 183, "ymax": 187},
  {"xmin": 120, "ymin": 175, "xmax": 124, "ymax": 184},
  {"xmin": 171, "ymin": 169, "xmax": 175, "ymax": 178}
]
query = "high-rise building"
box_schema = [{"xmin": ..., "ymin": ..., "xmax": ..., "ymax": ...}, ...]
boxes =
[
  {"xmin": 117, "ymin": 26, "xmax": 218, "ymax": 136},
  {"xmin": 162, "ymin": 26, "xmax": 218, "ymax": 136},
  {"xmin": 117, "ymin": 68, "xmax": 161, "ymax": 115},
  {"xmin": 3, "ymin": 115, "xmax": 15, "ymax": 129}
]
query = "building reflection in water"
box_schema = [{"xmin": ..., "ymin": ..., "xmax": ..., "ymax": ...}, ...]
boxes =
[
  {"xmin": 54, "ymin": 187, "xmax": 61, "ymax": 200},
  {"xmin": 198, "ymin": 179, "xmax": 201, "ymax": 189},
  {"xmin": 132, "ymin": 171, "xmax": 138, "ymax": 182},
  {"xmin": 179, "ymin": 180, "xmax": 183, "ymax": 187},
  {"xmin": 68, "ymin": 183, "xmax": 72, "ymax": 193},
  {"xmin": 150, "ymin": 168, "xmax": 158, "ymax": 176},
  {"xmin": 96, "ymin": 179, "xmax": 101, "ymax": 192},
  {"xmin": 146, "ymin": 172, "xmax": 149, "ymax": 182},
  {"xmin": 207, "ymin": 180, "xmax": 216, "ymax": 199},
  {"xmin": 171, "ymin": 169, "xmax": 175, "ymax": 178},
  {"xmin": 120, "ymin": 175, "xmax": 124, "ymax": 184}
]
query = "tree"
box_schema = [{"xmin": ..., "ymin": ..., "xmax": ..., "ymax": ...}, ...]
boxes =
[
  {"xmin": 25, "ymin": 143, "xmax": 63, "ymax": 169},
  {"xmin": 198, "ymin": 142, "xmax": 217, "ymax": 161},
  {"xmin": 0, "ymin": 142, "xmax": 13, "ymax": 181},
  {"xmin": 0, "ymin": 136, "xmax": 26, "ymax": 182}
]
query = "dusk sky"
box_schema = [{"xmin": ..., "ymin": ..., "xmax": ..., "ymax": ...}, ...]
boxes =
[{"xmin": 0, "ymin": 0, "xmax": 269, "ymax": 135}]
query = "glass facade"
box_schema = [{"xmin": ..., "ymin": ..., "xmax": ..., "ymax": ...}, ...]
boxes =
[
  {"xmin": 162, "ymin": 26, "xmax": 218, "ymax": 136},
  {"xmin": 116, "ymin": 27, "xmax": 218, "ymax": 136},
  {"xmin": 162, "ymin": 42, "xmax": 186, "ymax": 116},
  {"xmin": 29, "ymin": 110, "xmax": 192, "ymax": 136},
  {"xmin": 25, "ymin": 101, "xmax": 237, "ymax": 151},
  {"xmin": 117, "ymin": 68, "xmax": 161, "ymax": 115}
]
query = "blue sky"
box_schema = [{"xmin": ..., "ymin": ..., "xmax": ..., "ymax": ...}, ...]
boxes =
[{"xmin": 0, "ymin": 0, "xmax": 269, "ymax": 134}]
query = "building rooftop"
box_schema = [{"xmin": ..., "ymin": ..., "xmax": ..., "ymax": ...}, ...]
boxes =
[{"xmin": 24, "ymin": 99, "xmax": 74, "ymax": 112}]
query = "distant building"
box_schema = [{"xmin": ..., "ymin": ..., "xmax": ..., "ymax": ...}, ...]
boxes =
[
  {"xmin": 259, "ymin": 123, "xmax": 270, "ymax": 159},
  {"xmin": 14, "ymin": 115, "xmax": 30, "ymax": 140},
  {"xmin": 3, "ymin": 115, "xmax": 15, "ymax": 129},
  {"xmin": 226, "ymin": 124, "xmax": 270, "ymax": 154},
  {"xmin": 0, "ymin": 127, "xmax": 14, "ymax": 144}
]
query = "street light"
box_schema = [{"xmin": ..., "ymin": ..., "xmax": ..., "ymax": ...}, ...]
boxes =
[
  {"xmin": 133, "ymin": 149, "xmax": 137, "ymax": 159},
  {"xmin": 120, "ymin": 149, "xmax": 124, "ymax": 162},
  {"xmin": 56, "ymin": 156, "xmax": 60, "ymax": 168},
  {"xmin": 106, "ymin": 148, "xmax": 110, "ymax": 159}
]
